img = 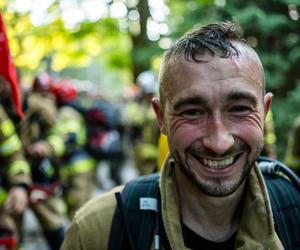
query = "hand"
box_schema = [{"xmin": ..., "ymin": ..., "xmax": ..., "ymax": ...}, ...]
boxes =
[
  {"xmin": 4, "ymin": 186, "xmax": 29, "ymax": 214},
  {"xmin": 27, "ymin": 141, "xmax": 52, "ymax": 158}
]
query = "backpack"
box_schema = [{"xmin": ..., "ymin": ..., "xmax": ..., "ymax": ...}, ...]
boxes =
[
  {"xmin": 86, "ymin": 127, "xmax": 122, "ymax": 160},
  {"xmin": 69, "ymin": 98, "xmax": 122, "ymax": 160},
  {"xmin": 108, "ymin": 157, "xmax": 300, "ymax": 250}
]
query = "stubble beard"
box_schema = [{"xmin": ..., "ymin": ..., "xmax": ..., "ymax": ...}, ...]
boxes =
[{"xmin": 172, "ymin": 143, "xmax": 263, "ymax": 197}]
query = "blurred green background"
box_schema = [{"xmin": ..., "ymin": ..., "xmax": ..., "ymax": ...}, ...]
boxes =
[{"xmin": 1, "ymin": 0, "xmax": 300, "ymax": 160}]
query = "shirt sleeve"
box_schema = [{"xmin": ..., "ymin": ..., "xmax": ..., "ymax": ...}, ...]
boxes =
[{"xmin": 61, "ymin": 219, "xmax": 85, "ymax": 250}]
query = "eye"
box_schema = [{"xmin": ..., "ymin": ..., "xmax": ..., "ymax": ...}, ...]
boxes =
[
  {"xmin": 181, "ymin": 109, "xmax": 205, "ymax": 117},
  {"xmin": 229, "ymin": 105, "xmax": 252, "ymax": 114}
]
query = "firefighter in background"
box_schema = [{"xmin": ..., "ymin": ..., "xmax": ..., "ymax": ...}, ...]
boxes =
[
  {"xmin": 0, "ymin": 75, "xmax": 31, "ymax": 249},
  {"xmin": 285, "ymin": 116, "xmax": 300, "ymax": 177},
  {"xmin": 49, "ymin": 81, "xmax": 96, "ymax": 219},
  {"xmin": 157, "ymin": 133, "xmax": 168, "ymax": 172},
  {"xmin": 122, "ymin": 71, "xmax": 160, "ymax": 175},
  {"xmin": 261, "ymin": 110, "xmax": 277, "ymax": 159},
  {"xmin": 82, "ymin": 93, "xmax": 123, "ymax": 186},
  {"xmin": 19, "ymin": 73, "xmax": 65, "ymax": 250},
  {"xmin": 121, "ymin": 85, "xmax": 144, "ymax": 166}
]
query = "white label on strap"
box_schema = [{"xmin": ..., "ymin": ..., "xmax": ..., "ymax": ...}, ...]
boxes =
[
  {"xmin": 154, "ymin": 235, "xmax": 160, "ymax": 250},
  {"xmin": 140, "ymin": 197, "xmax": 157, "ymax": 211}
]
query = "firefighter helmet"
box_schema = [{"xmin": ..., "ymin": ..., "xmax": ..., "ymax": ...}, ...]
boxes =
[
  {"xmin": 32, "ymin": 73, "xmax": 52, "ymax": 92},
  {"xmin": 51, "ymin": 80, "xmax": 77, "ymax": 105}
]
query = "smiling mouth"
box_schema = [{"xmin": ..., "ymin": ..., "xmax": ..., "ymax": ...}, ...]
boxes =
[{"xmin": 193, "ymin": 153, "xmax": 242, "ymax": 169}]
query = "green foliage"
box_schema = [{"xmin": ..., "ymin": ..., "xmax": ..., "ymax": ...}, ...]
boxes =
[
  {"xmin": 261, "ymin": 53, "xmax": 289, "ymax": 90},
  {"xmin": 272, "ymin": 83, "xmax": 300, "ymax": 158},
  {"xmin": 2, "ymin": 5, "xmax": 132, "ymax": 93},
  {"xmin": 133, "ymin": 43, "xmax": 164, "ymax": 68}
]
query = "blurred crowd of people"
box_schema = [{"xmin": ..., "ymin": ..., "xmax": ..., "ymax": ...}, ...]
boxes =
[
  {"xmin": 0, "ymin": 69, "xmax": 162, "ymax": 250},
  {"xmin": 1, "ymin": 67, "xmax": 300, "ymax": 250}
]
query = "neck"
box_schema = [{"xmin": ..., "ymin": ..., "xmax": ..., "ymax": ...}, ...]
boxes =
[{"xmin": 174, "ymin": 167, "xmax": 246, "ymax": 242}]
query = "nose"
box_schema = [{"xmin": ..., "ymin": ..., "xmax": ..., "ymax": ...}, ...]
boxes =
[{"xmin": 202, "ymin": 115, "xmax": 234, "ymax": 155}]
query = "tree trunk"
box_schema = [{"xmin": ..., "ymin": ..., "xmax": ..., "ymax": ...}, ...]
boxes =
[{"xmin": 129, "ymin": 0, "xmax": 152, "ymax": 82}]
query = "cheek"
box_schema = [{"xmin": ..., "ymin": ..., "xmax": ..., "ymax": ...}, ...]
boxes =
[
  {"xmin": 232, "ymin": 120, "xmax": 264, "ymax": 147},
  {"xmin": 168, "ymin": 119, "xmax": 200, "ymax": 150}
]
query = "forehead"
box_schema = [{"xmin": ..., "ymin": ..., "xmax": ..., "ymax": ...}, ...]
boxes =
[{"xmin": 165, "ymin": 43, "xmax": 264, "ymax": 97}]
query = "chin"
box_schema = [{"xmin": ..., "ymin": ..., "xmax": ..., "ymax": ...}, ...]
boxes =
[
  {"xmin": 175, "ymin": 150, "xmax": 254, "ymax": 197},
  {"xmin": 193, "ymin": 174, "xmax": 248, "ymax": 197}
]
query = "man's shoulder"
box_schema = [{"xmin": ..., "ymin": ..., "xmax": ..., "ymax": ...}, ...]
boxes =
[
  {"xmin": 62, "ymin": 185, "xmax": 124, "ymax": 250},
  {"xmin": 74, "ymin": 185, "xmax": 124, "ymax": 225}
]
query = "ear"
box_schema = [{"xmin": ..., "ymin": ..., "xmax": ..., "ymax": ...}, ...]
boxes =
[
  {"xmin": 264, "ymin": 92, "xmax": 273, "ymax": 119},
  {"xmin": 152, "ymin": 97, "xmax": 167, "ymax": 134}
]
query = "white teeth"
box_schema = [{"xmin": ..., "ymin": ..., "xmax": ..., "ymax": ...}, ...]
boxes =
[{"xmin": 202, "ymin": 156, "xmax": 234, "ymax": 169}]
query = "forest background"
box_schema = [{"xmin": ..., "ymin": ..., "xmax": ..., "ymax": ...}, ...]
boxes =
[{"xmin": 1, "ymin": 0, "xmax": 300, "ymax": 160}]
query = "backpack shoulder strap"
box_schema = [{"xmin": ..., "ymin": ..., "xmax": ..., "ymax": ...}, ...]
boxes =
[
  {"xmin": 108, "ymin": 173, "xmax": 160, "ymax": 250},
  {"xmin": 257, "ymin": 156, "xmax": 300, "ymax": 250}
]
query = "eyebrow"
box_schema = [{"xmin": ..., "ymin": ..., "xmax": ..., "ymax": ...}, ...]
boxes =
[
  {"xmin": 226, "ymin": 91, "xmax": 258, "ymax": 107},
  {"xmin": 172, "ymin": 91, "xmax": 258, "ymax": 111},
  {"xmin": 173, "ymin": 96, "xmax": 207, "ymax": 111}
]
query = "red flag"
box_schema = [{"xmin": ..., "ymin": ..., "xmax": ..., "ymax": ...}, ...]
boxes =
[{"xmin": 0, "ymin": 13, "xmax": 24, "ymax": 120}]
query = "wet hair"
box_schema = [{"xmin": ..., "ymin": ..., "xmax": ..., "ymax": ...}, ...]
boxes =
[
  {"xmin": 159, "ymin": 21, "xmax": 259, "ymax": 108},
  {"xmin": 172, "ymin": 22, "xmax": 245, "ymax": 62}
]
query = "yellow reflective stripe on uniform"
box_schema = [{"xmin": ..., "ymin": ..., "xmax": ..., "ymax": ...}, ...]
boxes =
[
  {"xmin": 264, "ymin": 110, "xmax": 276, "ymax": 145},
  {"xmin": 60, "ymin": 158, "xmax": 96, "ymax": 177},
  {"xmin": 158, "ymin": 134, "xmax": 169, "ymax": 171},
  {"xmin": 60, "ymin": 120, "xmax": 81, "ymax": 133},
  {"xmin": 0, "ymin": 117, "xmax": 22, "ymax": 156},
  {"xmin": 0, "ymin": 188, "xmax": 8, "ymax": 206},
  {"xmin": 61, "ymin": 121, "xmax": 86, "ymax": 145},
  {"xmin": 265, "ymin": 110, "xmax": 273, "ymax": 122},
  {"xmin": 138, "ymin": 143, "xmax": 158, "ymax": 160},
  {"xmin": 264, "ymin": 133, "xmax": 276, "ymax": 145},
  {"xmin": 0, "ymin": 119, "xmax": 15, "ymax": 136},
  {"xmin": 58, "ymin": 120, "xmax": 86, "ymax": 146},
  {"xmin": 49, "ymin": 119, "xmax": 86, "ymax": 151},
  {"xmin": 77, "ymin": 127, "xmax": 86, "ymax": 146},
  {"xmin": 47, "ymin": 135, "xmax": 65, "ymax": 157},
  {"xmin": 0, "ymin": 134, "xmax": 22, "ymax": 156},
  {"xmin": 8, "ymin": 159, "xmax": 31, "ymax": 177}
]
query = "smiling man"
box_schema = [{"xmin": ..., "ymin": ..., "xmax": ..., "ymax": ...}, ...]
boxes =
[
  {"xmin": 151, "ymin": 22, "xmax": 276, "ymax": 249},
  {"xmin": 153, "ymin": 39, "xmax": 270, "ymax": 199},
  {"xmin": 61, "ymin": 22, "xmax": 299, "ymax": 250}
]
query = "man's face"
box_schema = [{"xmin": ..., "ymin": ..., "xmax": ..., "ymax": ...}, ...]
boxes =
[{"xmin": 153, "ymin": 44, "xmax": 272, "ymax": 197}]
